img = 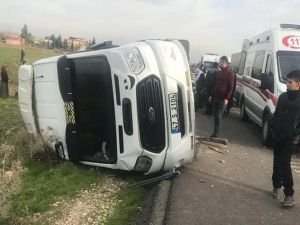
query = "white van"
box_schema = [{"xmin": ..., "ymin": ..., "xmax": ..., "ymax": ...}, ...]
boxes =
[
  {"xmin": 18, "ymin": 39, "xmax": 195, "ymax": 174},
  {"xmin": 201, "ymin": 53, "xmax": 220, "ymax": 72},
  {"xmin": 233, "ymin": 24, "xmax": 300, "ymax": 145}
]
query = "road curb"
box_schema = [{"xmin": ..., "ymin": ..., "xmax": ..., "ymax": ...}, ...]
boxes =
[{"xmin": 148, "ymin": 180, "xmax": 172, "ymax": 225}]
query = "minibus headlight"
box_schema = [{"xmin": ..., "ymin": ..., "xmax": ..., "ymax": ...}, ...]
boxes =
[
  {"xmin": 122, "ymin": 47, "xmax": 145, "ymax": 75},
  {"xmin": 134, "ymin": 156, "xmax": 152, "ymax": 172}
]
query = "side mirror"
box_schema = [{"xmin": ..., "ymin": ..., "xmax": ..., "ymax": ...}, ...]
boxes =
[{"xmin": 260, "ymin": 72, "xmax": 273, "ymax": 92}]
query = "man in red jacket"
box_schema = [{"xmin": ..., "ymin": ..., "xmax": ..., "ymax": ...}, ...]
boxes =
[{"xmin": 208, "ymin": 56, "xmax": 234, "ymax": 138}]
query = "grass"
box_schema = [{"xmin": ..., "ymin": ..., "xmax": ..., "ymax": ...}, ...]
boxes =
[
  {"xmin": 0, "ymin": 98, "xmax": 23, "ymax": 142},
  {"xmin": 10, "ymin": 161, "xmax": 104, "ymax": 216},
  {"xmin": 0, "ymin": 45, "xmax": 146, "ymax": 225},
  {"xmin": 0, "ymin": 43, "xmax": 62, "ymax": 85},
  {"xmin": 105, "ymin": 188, "xmax": 145, "ymax": 225}
]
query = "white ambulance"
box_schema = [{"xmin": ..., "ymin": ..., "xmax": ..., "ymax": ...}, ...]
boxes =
[
  {"xmin": 233, "ymin": 24, "xmax": 300, "ymax": 145},
  {"xmin": 18, "ymin": 39, "xmax": 195, "ymax": 174}
]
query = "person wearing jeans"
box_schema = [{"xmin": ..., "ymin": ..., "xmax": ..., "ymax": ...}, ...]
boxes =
[
  {"xmin": 271, "ymin": 70, "xmax": 300, "ymax": 207},
  {"xmin": 212, "ymin": 99, "xmax": 226, "ymax": 137},
  {"xmin": 272, "ymin": 142, "xmax": 295, "ymax": 199},
  {"xmin": 208, "ymin": 56, "xmax": 234, "ymax": 138}
]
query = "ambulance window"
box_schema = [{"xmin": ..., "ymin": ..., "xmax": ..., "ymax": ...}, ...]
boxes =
[
  {"xmin": 264, "ymin": 54, "xmax": 274, "ymax": 93},
  {"xmin": 252, "ymin": 52, "xmax": 265, "ymax": 79},
  {"xmin": 265, "ymin": 54, "xmax": 273, "ymax": 75}
]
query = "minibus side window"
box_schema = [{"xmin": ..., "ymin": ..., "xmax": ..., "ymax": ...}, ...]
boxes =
[{"xmin": 251, "ymin": 51, "xmax": 265, "ymax": 80}]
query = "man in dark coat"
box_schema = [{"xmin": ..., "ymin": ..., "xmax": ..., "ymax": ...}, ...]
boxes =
[
  {"xmin": 21, "ymin": 48, "xmax": 25, "ymax": 64},
  {"xmin": 205, "ymin": 64, "xmax": 218, "ymax": 115},
  {"xmin": 195, "ymin": 64, "xmax": 206, "ymax": 110},
  {"xmin": 272, "ymin": 70, "xmax": 300, "ymax": 207},
  {"xmin": 0, "ymin": 66, "xmax": 9, "ymax": 98},
  {"xmin": 208, "ymin": 56, "xmax": 234, "ymax": 138},
  {"xmin": 225, "ymin": 69, "xmax": 237, "ymax": 116}
]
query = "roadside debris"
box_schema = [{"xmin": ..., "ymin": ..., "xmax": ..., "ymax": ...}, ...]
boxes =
[
  {"xmin": 218, "ymin": 159, "xmax": 226, "ymax": 164},
  {"xmin": 196, "ymin": 136, "xmax": 228, "ymax": 145},
  {"xmin": 208, "ymin": 146, "xmax": 225, "ymax": 154},
  {"xmin": 195, "ymin": 136, "xmax": 229, "ymax": 154}
]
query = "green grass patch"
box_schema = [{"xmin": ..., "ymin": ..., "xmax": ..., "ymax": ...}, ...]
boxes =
[
  {"xmin": 0, "ymin": 98, "xmax": 22, "ymax": 142},
  {"xmin": 0, "ymin": 43, "xmax": 61, "ymax": 85},
  {"xmin": 10, "ymin": 161, "xmax": 104, "ymax": 216},
  {"xmin": 105, "ymin": 187, "xmax": 145, "ymax": 225}
]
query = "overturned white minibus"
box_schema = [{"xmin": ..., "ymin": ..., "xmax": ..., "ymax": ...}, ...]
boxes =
[{"xmin": 18, "ymin": 39, "xmax": 195, "ymax": 174}]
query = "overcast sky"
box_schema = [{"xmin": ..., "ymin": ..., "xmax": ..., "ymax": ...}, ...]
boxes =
[{"xmin": 1, "ymin": 0, "xmax": 300, "ymax": 62}]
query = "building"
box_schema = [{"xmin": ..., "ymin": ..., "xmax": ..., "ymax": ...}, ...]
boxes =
[
  {"xmin": 67, "ymin": 37, "xmax": 88, "ymax": 50},
  {"xmin": 5, "ymin": 36, "xmax": 25, "ymax": 46}
]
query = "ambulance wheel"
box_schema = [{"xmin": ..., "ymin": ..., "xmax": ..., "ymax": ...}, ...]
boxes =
[
  {"xmin": 262, "ymin": 114, "xmax": 273, "ymax": 147},
  {"xmin": 240, "ymin": 100, "xmax": 248, "ymax": 121}
]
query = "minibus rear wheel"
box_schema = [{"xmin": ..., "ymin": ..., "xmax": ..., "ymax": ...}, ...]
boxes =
[{"xmin": 262, "ymin": 114, "xmax": 273, "ymax": 147}]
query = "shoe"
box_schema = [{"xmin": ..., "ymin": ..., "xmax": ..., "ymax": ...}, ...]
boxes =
[
  {"xmin": 272, "ymin": 188, "xmax": 280, "ymax": 200},
  {"xmin": 282, "ymin": 195, "xmax": 295, "ymax": 207},
  {"xmin": 210, "ymin": 134, "xmax": 218, "ymax": 138}
]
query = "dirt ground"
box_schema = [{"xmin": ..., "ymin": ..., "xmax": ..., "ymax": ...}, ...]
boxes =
[{"xmin": 165, "ymin": 108, "xmax": 300, "ymax": 225}]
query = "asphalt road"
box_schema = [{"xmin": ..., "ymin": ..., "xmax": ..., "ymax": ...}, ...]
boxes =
[{"xmin": 165, "ymin": 108, "xmax": 300, "ymax": 225}]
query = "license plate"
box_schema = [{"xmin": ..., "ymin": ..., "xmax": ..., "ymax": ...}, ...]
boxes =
[{"xmin": 169, "ymin": 93, "xmax": 180, "ymax": 133}]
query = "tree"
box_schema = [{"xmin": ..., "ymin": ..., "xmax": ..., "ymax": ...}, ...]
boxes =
[
  {"xmin": 27, "ymin": 32, "xmax": 34, "ymax": 44},
  {"xmin": 21, "ymin": 24, "xmax": 28, "ymax": 39},
  {"xmin": 91, "ymin": 37, "xmax": 96, "ymax": 45},
  {"xmin": 49, "ymin": 34, "xmax": 55, "ymax": 48},
  {"xmin": 21, "ymin": 24, "xmax": 29, "ymax": 44},
  {"xmin": 63, "ymin": 39, "xmax": 68, "ymax": 50},
  {"xmin": 71, "ymin": 40, "xmax": 74, "ymax": 51},
  {"xmin": 56, "ymin": 35, "xmax": 62, "ymax": 48}
]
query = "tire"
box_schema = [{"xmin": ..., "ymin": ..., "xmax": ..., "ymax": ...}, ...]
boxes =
[
  {"xmin": 262, "ymin": 114, "xmax": 273, "ymax": 147},
  {"xmin": 240, "ymin": 100, "xmax": 249, "ymax": 121}
]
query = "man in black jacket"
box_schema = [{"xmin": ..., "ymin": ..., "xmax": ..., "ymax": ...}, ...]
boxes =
[
  {"xmin": 205, "ymin": 62, "xmax": 218, "ymax": 115},
  {"xmin": 272, "ymin": 70, "xmax": 300, "ymax": 207}
]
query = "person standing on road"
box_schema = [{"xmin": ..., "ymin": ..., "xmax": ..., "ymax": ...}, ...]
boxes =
[
  {"xmin": 0, "ymin": 65, "xmax": 9, "ymax": 98},
  {"xmin": 195, "ymin": 64, "xmax": 206, "ymax": 111},
  {"xmin": 205, "ymin": 62, "xmax": 218, "ymax": 115},
  {"xmin": 271, "ymin": 70, "xmax": 300, "ymax": 207},
  {"xmin": 208, "ymin": 56, "xmax": 234, "ymax": 138},
  {"xmin": 20, "ymin": 48, "xmax": 25, "ymax": 64},
  {"xmin": 225, "ymin": 69, "xmax": 237, "ymax": 116}
]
